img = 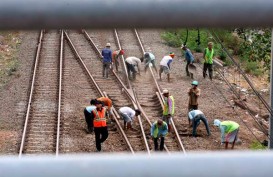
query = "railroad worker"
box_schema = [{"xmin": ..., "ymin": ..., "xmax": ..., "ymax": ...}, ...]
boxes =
[
  {"xmin": 188, "ymin": 109, "xmax": 210, "ymax": 137},
  {"xmin": 101, "ymin": 43, "xmax": 112, "ymax": 79},
  {"xmin": 118, "ymin": 106, "xmax": 141, "ymax": 130},
  {"xmin": 143, "ymin": 52, "xmax": 157, "ymax": 73},
  {"xmin": 159, "ymin": 52, "xmax": 175, "ymax": 82},
  {"xmin": 84, "ymin": 99, "xmax": 97, "ymax": 133},
  {"xmin": 97, "ymin": 96, "xmax": 113, "ymax": 120},
  {"xmin": 125, "ymin": 56, "xmax": 142, "ymax": 80},
  {"xmin": 188, "ymin": 81, "xmax": 201, "ymax": 111},
  {"xmin": 213, "ymin": 119, "xmax": 240, "ymax": 149},
  {"xmin": 151, "ymin": 119, "xmax": 168, "ymax": 151},
  {"xmin": 181, "ymin": 45, "xmax": 195, "ymax": 78},
  {"xmin": 92, "ymin": 100, "xmax": 109, "ymax": 152},
  {"xmin": 162, "ymin": 89, "xmax": 174, "ymax": 132},
  {"xmin": 112, "ymin": 49, "xmax": 125, "ymax": 72},
  {"xmin": 203, "ymin": 42, "xmax": 214, "ymax": 80}
]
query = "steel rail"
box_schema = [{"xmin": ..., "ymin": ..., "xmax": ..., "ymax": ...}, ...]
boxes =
[
  {"xmin": 19, "ymin": 30, "xmax": 44, "ymax": 158},
  {"xmin": 2, "ymin": 0, "xmax": 273, "ymax": 29},
  {"xmin": 82, "ymin": 30, "xmax": 151, "ymax": 154},
  {"xmin": 56, "ymin": 30, "xmax": 64, "ymax": 156},
  {"xmin": 134, "ymin": 29, "xmax": 187, "ymax": 154},
  {"xmin": 64, "ymin": 31, "xmax": 135, "ymax": 154}
]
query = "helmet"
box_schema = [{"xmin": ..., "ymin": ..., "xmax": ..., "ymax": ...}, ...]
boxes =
[
  {"xmin": 169, "ymin": 52, "xmax": 175, "ymax": 58},
  {"xmin": 214, "ymin": 119, "xmax": 221, "ymax": 127},
  {"xmin": 106, "ymin": 43, "xmax": 111, "ymax": 47},
  {"xmin": 119, "ymin": 49, "xmax": 125, "ymax": 55},
  {"xmin": 192, "ymin": 81, "xmax": 198, "ymax": 86}
]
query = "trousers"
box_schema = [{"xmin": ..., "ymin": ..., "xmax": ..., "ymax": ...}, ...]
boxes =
[
  {"xmin": 154, "ymin": 136, "xmax": 164, "ymax": 151},
  {"xmin": 203, "ymin": 63, "xmax": 213, "ymax": 80},
  {"xmin": 84, "ymin": 108, "xmax": 94, "ymax": 129},
  {"xmin": 192, "ymin": 114, "xmax": 211, "ymax": 137},
  {"xmin": 94, "ymin": 127, "xmax": 108, "ymax": 151},
  {"xmin": 102, "ymin": 62, "xmax": 111, "ymax": 78}
]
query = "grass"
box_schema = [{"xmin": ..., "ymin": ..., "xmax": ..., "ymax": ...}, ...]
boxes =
[
  {"xmin": 250, "ymin": 141, "xmax": 267, "ymax": 150},
  {"xmin": 0, "ymin": 31, "xmax": 21, "ymax": 88}
]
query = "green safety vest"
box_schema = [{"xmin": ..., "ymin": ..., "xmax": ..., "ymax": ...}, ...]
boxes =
[
  {"xmin": 221, "ymin": 121, "xmax": 239, "ymax": 133},
  {"xmin": 205, "ymin": 48, "xmax": 214, "ymax": 64},
  {"xmin": 163, "ymin": 96, "xmax": 175, "ymax": 115},
  {"xmin": 152, "ymin": 121, "xmax": 168, "ymax": 138}
]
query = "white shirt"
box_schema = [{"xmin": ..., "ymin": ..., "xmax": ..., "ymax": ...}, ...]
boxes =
[
  {"xmin": 188, "ymin": 110, "xmax": 203, "ymax": 120},
  {"xmin": 160, "ymin": 56, "xmax": 173, "ymax": 67},
  {"xmin": 119, "ymin": 107, "xmax": 136, "ymax": 119},
  {"xmin": 125, "ymin": 57, "xmax": 141, "ymax": 66}
]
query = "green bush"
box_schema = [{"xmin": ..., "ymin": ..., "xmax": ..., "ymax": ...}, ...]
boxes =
[
  {"xmin": 244, "ymin": 61, "xmax": 263, "ymax": 76},
  {"xmin": 161, "ymin": 31, "xmax": 182, "ymax": 47}
]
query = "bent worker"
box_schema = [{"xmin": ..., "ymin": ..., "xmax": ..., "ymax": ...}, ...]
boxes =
[
  {"xmin": 143, "ymin": 52, "xmax": 157, "ymax": 73},
  {"xmin": 151, "ymin": 119, "xmax": 168, "ymax": 151},
  {"xmin": 118, "ymin": 107, "xmax": 141, "ymax": 130},
  {"xmin": 97, "ymin": 96, "xmax": 113, "ymax": 120},
  {"xmin": 162, "ymin": 89, "xmax": 174, "ymax": 132},
  {"xmin": 112, "ymin": 49, "xmax": 125, "ymax": 72},
  {"xmin": 213, "ymin": 119, "xmax": 240, "ymax": 149},
  {"xmin": 159, "ymin": 52, "xmax": 175, "ymax": 82},
  {"xmin": 101, "ymin": 43, "xmax": 112, "ymax": 79},
  {"xmin": 84, "ymin": 99, "xmax": 97, "ymax": 133},
  {"xmin": 188, "ymin": 81, "xmax": 201, "ymax": 111},
  {"xmin": 188, "ymin": 109, "xmax": 210, "ymax": 137},
  {"xmin": 125, "ymin": 56, "xmax": 142, "ymax": 80},
  {"xmin": 181, "ymin": 45, "xmax": 195, "ymax": 78},
  {"xmin": 203, "ymin": 42, "xmax": 214, "ymax": 80},
  {"xmin": 92, "ymin": 100, "xmax": 108, "ymax": 152}
]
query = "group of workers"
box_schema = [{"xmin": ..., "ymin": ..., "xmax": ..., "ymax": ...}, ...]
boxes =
[{"xmin": 84, "ymin": 41, "xmax": 239, "ymax": 152}]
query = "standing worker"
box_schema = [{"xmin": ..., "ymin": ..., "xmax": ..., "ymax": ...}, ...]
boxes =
[
  {"xmin": 181, "ymin": 45, "xmax": 195, "ymax": 78},
  {"xmin": 159, "ymin": 52, "xmax": 175, "ymax": 82},
  {"xmin": 118, "ymin": 107, "xmax": 141, "ymax": 130},
  {"xmin": 188, "ymin": 109, "xmax": 210, "ymax": 137},
  {"xmin": 162, "ymin": 89, "xmax": 174, "ymax": 132},
  {"xmin": 97, "ymin": 96, "xmax": 113, "ymax": 120},
  {"xmin": 213, "ymin": 119, "xmax": 240, "ymax": 149},
  {"xmin": 151, "ymin": 119, "xmax": 168, "ymax": 151},
  {"xmin": 101, "ymin": 43, "xmax": 112, "ymax": 79},
  {"xmin": 143, "ymin": 52, "xmax": 157, "ymax": 73},
  {"xmin": 188, "ymin": 81, "xmax": 201, "ymax": 111},
  {"xmin": 92, "ymin": 100, "xmax": 108, "ymax": 152},
  {"xmin": 203, "ymin": 42, "xmax": 214, "ymax": 80},
  {"xmin": 125, "ymin": 56, "xmax": 142, "ymax": 80},
  {"xmin": 112, "ymin": 49, "xmax": 125, "ymax": 72},
  {"xmin": 84, "ymin": 99, "xmax": 97, "ymax": 133}
]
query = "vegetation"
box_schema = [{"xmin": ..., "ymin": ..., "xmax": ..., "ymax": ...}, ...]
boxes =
[
  {"xmin": 161, "ymin": 28, "xmax": 271, "ymax": 77},
  {"xmin": 0, "ymin": 31, "xmax": 21, "ymax": 88},
  {"xmin": 250, "ymin": 141, "xmax": 267, "ymax": 150}
]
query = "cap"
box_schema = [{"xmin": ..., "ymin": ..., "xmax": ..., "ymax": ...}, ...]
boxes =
[
  {"xmin": 106, "ymin": 43, "xmax": 111, "ymax": 47},
  {"xmin": 162, "ymin": 89, "xmax": 169, "ymax": 94},
  {"xmin": 169, "ymin": 52, "xmax": 175, "ymax": 58},
  {"xmin": 192, "ymin": 81, "xmax": 199, "ymax": 86},
  {"xmin": 214, "ymin": 119, "xmax": 221, "ymax": 127},
  {"xmin": 119, "ymin": 49, "xmax": 125, "ymax": 55}
]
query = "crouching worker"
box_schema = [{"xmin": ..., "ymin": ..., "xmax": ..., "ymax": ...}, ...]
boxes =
[
  {"xmin": 214, "ymin": 119, "xmax": 240, "ymax": 149},
  {"xmin": 84, "ymin": 99, "xmax": 97, "ymax": 133},
  {"xmin": 92, "ymin": 100, "xmax": 108, "ymax": 152},
  {"xmin": 118, "ymin": 107, "xmax": 141, "ymax": 130},
  {"xmin": 188, "ymin": 109, "xmax": 210, "ymax": 137},
  {"xmin": 97, "ymin": 96, "xmax": 113, "ymax": 121},
  {"xmin": 151, "ymin": 119, "xmax": 168, "ymax": 151}
]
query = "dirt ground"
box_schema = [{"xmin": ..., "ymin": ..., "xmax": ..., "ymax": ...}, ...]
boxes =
[{"xmin": 0, "ymin": 30, "xmax": 269, "ymax": 155}]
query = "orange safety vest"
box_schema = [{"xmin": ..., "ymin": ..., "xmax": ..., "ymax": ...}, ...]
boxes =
[{"xmin": 93, "ymin": 108, "xmax": 107, "ymax": 127}]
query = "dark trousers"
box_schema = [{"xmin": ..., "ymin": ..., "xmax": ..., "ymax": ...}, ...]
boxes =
[
  {"xmin": 188, "ymin": 105, "xmax": 198, "ymax": 111},
  {"xmin": 84, "ymin": 108, "xmax": 94, "ymax": 129},
  {"xmin": 102, "ymin": 62, "xmax": 111, "ymax": 78},
  {"xmin": 192, "ymin": 114, "xmax": 211, "ymax": 137},
  {"xmin": 186, "ymin": 61, "xmax": 190, "ymax": 76},
  {"xmin": 126, "ymin": 62, "xmax": 136, "ymax": 79},
  {"xmin": 203, "ymin": 63, "xmax": 213, "ymax": 80},
  {"xmin": 154, "ymin": 137, "xmax": 164, "ymax": 151},
  {"xmin": 94, "ymin": 127, "xmax": 108, "ymax": 151}
]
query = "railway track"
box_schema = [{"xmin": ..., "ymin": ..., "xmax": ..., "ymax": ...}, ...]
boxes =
[
  {"xmin": 19, "ymin": 31, "xmax": 61, "ymax": 156},
  {"xmin": 64, "ymin": 30, "xmax": 150, "ymax": 153}
]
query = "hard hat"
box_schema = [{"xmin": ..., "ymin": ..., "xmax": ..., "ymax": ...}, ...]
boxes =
[
  {"xmin": 106, "ymin": 43, "xmax": 111, "ymax": 47},
  {"xmin": 119, "ymin": 49, "xmax": 125, "ymax": 55},
  {"xmin": 192, "ymin": 81, "xmax": 199, "ymax": 86},
  {"xmin": 162, "ymin": 89, "xmax": 169, "ymax": 94},
  {"xmin": 214, "ymin": 119, "xmax": 221, "ymax": 127},
  {"xmin": 169, "ymin": 52, "xmax": 175, "ymax": 58}
]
